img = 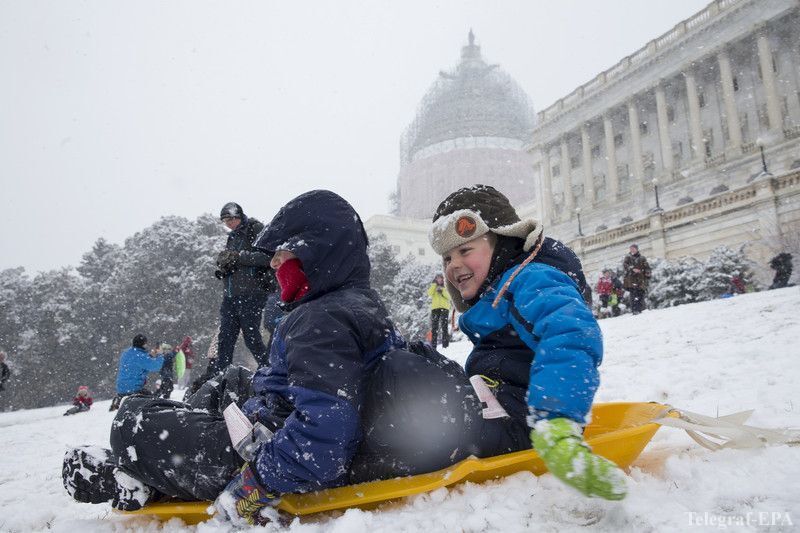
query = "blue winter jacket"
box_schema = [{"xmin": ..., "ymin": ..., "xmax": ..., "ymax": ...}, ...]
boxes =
[
  {"xmin": 242, "ymin": 190, "xmax": 404, "ymax": 494},
  {"xmin": 115, "ymin": 347, "xmax": 164, "ymax": 395},
  {"xmin": 460, "ymin": 262, "xmax": 602, "ymax": 425}
]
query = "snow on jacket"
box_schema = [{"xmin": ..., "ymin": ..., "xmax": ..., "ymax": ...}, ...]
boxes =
[
  {"xmin": 115, "ymin": 347, "xmax": 164, "ymax": 395},
  {"xmin": 427, "ymin": 283, "xmax": 451, "ymax": 310},
  {"xmin": 242, "ymin": 190, "xmax": 404, "ymax": 494},
  {"xmin": 596, "ymin": 277, "xmax": 613, "ymax": 296},
  {"xmin": 221, "ymin": 216, "xmax": 275, "ymax": 298},
  {"xmin": 459, "ymin": 262, "xmax": 602, "ymax": 425}
]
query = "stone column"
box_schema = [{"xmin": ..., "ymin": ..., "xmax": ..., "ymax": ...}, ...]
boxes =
[
  {"xmin": 581, "ymin": 124, "xmax": 594, "ymax": 204},
  {"xmin": 603, "ymin": 114, "xmax": 619, "ymax": 200},
  {"xmin": 684, "ymin": 70, "xmax": 704, "ymax": 160},
  {"xmin": 560, "ymin": 137, "xmax": 574, "ymax": 215},
  {"xmin": 540, "ymin": 147, "xmax": 553, "ymax": 225},
  {"xmin": 717, "ymin": 49, "xmax": 743, "ymax": 154},
  {"xmin": 757, "ymin": 33, "xmax": 783, "ymax": 134},
  {"xmin": 655, "ymin": 84, "xmax": 674, "ymax": 175},
  {"xmin": 627, "ymin": 100, "xmax": 645, "ymax": 195}
]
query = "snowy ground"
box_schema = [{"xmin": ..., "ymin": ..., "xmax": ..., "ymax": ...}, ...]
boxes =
[{"xmin": 1, "ymin": 287, "xmax": 799, "ymax": 532}]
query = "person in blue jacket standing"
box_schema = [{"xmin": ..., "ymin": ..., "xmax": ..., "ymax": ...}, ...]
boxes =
[
  {"xmin": 109, "ymin": 334, "xmax": 163, "ymax": 411},
  {"xmin": 428, "ymin": 185, "xmax": 626, "ymax": 501}
]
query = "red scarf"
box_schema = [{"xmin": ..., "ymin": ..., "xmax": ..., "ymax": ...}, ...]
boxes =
[{"xmin": 276, "ymin": 258, "xmax": 310, "ymax": 302}]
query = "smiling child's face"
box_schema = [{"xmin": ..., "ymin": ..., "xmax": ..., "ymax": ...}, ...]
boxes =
[{"xmin": 443, "ymin": 234, "xmax": 495, "ymax": 301}]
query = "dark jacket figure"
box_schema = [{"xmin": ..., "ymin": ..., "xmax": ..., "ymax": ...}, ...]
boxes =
[
  {"xmin": 768, "ymin": 253, "xmax": 793, "ymax": 289},
  {"xmin": 623, "ymin": 244, "xmax": 651, "ymax": 314},
  {"xmin": 157, "ymin": 344, "xmax": 177, "ymax": 399},
  {"xmin": 0, "ymin": 351, "xmax": 9, "ymax": 392},
  {"xmin": 212, "ymin": 202, "xmax": 276, "ymax": 373}
]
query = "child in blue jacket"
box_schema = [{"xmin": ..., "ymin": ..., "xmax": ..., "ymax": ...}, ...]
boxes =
[{"xmin": 428, "ymin": 185, "xmax": 626, "ymax": 501}]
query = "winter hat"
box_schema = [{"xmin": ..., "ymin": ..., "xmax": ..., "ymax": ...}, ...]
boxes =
[
  {"xmin": 77, "ymin": 385, "xmax": 89, "ymax": 394},
  {"xmin": 132, "ymin": 333, "xmax": 147, "ymax": 349},
  {"xmin": 429, "ymin": 185, "xmax": 543, "ymax": 255},
  {"xmin": 220, "ymin": 202, "xmax": 244, "ymax": 220},
  {"xmin": 275, "ymin": 258, "xmax": 310, "ymax": 303}
]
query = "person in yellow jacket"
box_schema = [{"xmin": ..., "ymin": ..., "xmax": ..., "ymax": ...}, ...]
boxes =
[{"xmin": 427, "ymin": 274, "xmax": 451, "ymax": 348}]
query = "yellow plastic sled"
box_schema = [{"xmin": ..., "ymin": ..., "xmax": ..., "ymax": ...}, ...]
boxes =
[{"xmin": 117, "ymin": 402, "xmax": 673, "ymax": 524}]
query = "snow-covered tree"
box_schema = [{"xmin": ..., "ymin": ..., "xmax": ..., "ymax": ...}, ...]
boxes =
[
  {"xmin": 647, "ymin": 257, "xmax": 704, "ymax": 308},
  {"xmin": 695, "ymin": 245, "xmax": 756, "ymax": 300}
]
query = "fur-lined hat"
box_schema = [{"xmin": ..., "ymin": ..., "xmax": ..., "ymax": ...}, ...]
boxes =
[
  {"xmin": 429, "ymin": 185, "xmax": 543, "ymax": 255},
  {"xmin": 428, "ymin": 185, "xmax": 544, "ymax": 311}
]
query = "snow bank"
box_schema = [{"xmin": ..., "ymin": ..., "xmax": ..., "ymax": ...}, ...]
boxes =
[{"xmin": 0, "ymin": 287, "xmax": 798, "ymax": 532}]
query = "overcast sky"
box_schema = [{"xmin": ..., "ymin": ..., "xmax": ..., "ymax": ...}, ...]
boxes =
[{"xmin": 0, "ymin": 0, "xmax": 710, "ymax": 273}]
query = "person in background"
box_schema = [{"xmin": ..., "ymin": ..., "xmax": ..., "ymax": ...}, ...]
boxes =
[
  {"xmin": 427, "ymin": 273, "xmax": 451, "ymax": 348},
  {"xmin": 157, "ymin": 343, "xmax": 177, "ymax": 399},
  {"xmin": 64, "ymin": 386, "xmax": 93, "ymax": 416},
  {"xmin": 768, "ymin": 252, "xmax": 793, "ymax": 289},
  {"xmin": 622, "ymin": 244, "xmax": 651, "ymax": 315},
  {"xmin": 109, "ymin": 334, "xmax": 163, "ymax": 411},
  {"xmin": 0, "ymin": 351, "xmax": 10, "ymax": 392},
  {"xmin": 595, "ymin": 270, "xmax": 614, "ymax": 318},
  {"xmin": 210, "ymin": 202, "xmax": 274, "ymax": 375},
  {"xmin": 176, "ymin": 336, "xmax": 195, "ymax": 389}
]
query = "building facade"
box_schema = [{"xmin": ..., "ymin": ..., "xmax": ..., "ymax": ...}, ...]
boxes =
[
  {"xmin": 369, "ymin": 0, "xmax": 800, "ymax": 283},
  {"xmin": 525, "ymin": 0, "xmax": 800, "ymax": 282}
]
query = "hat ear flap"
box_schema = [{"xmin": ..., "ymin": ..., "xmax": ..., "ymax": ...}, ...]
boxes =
[{"xmin": 445, "ymin": 278, "xmax": 469, "ymax": 312}]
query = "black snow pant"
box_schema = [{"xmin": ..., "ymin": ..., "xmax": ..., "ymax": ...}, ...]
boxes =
[
  {"xmin": 110, "ymin": 366, "xmax": 254, "ymax": 501},
  {"xmin": 629, "ymin": 288, "xmax": 646, "ymax": 314},
  {"xmin": 430, "ymin": 308, "xmax": 449, "ymax": 348},
  {"xmin": 215, "ymin": 293, "xmax": 270, "ymax": 372}
]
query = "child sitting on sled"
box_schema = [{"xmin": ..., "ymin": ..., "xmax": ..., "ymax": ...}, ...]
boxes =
[
  {"xmin": 62, "ymin": 190, "xmax": 412, "ymax": 524},
  {"xmin": 63, "ymin": 385, "xmax": 93, "ymax": 416},
  {"xmin": 428, "ymin": 185, "xmax": 626, "ymax": 501}
]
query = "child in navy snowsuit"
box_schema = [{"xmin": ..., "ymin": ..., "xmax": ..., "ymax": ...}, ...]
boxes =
[
  {"xmin": 428, "ymin": 185, "xmax": 626, "ymax": 501},
  {"xmin": 62, "ymin": 191, "xmax": 406, "ymax": 525}
]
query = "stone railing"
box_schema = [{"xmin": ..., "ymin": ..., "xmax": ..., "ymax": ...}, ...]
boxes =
[
  {"xmin": 774, "ymin": 170, "xmax": 800, "ymax": 191},
  {"xmin": 661, "ymin": 186, "xmax": 758, "ymax": 226},
  {"xmin": 574, "ymin": 168, "xmax": 800, "ymax": 251},
  {"xmin": 704, "ymin": 152, "xmax": 727, "ymax": 168},
  {"xmin": 536, "ymin": 0, "xmax": 745, "ymax": 125},
  {"xmin": 582, "ymin": 219, "xmax": 651, "ymax": 249},
  {"xmin": 784, "ymin": 124, "xmax": 800, "ymax": 140}
]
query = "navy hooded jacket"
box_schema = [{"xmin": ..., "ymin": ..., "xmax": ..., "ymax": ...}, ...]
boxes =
[{"xmin": 242, "ymin": 190, "xmax": 404, "ymax": 494}]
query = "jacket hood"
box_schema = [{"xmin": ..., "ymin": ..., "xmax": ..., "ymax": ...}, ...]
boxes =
[{"xmin": 254, "ymin": 190, "xmax": 371, "ymax": 300}]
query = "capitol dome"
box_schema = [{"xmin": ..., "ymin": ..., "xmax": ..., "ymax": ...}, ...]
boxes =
[{"xmin": 397, "ymin": 31, "xmax": 537, "ymax": 218}]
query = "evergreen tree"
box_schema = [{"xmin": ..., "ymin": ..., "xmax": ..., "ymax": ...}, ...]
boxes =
[
  {"xmin": 647, "ymin": 257, "xmax": 703, "ymax": 308},
  {"xmin": 695, "ymin": 245, "xmax": 756, "ymax": 300}
]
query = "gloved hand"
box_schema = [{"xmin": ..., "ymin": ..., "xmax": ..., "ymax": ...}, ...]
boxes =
[
  {"xmin": 214, "ymin": 463, "xmax": 278, "ymax": 526},
  {"xmin": 216, "ymin": 250, "xmax": 239, "ymax": 272},
  {"xmin": 531, "ymin": 418, "xmax": 627, "ymax": 500}
]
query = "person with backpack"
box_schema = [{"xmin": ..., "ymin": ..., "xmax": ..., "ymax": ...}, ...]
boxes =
[{"xmin": 428, "ymin": 184, "xmax": 625, "ymax": 501}]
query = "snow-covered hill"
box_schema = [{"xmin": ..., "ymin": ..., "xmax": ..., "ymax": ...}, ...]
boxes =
[{"xmin": 1, "ymin": 288, "xmax": 798, "ymax": 532}]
